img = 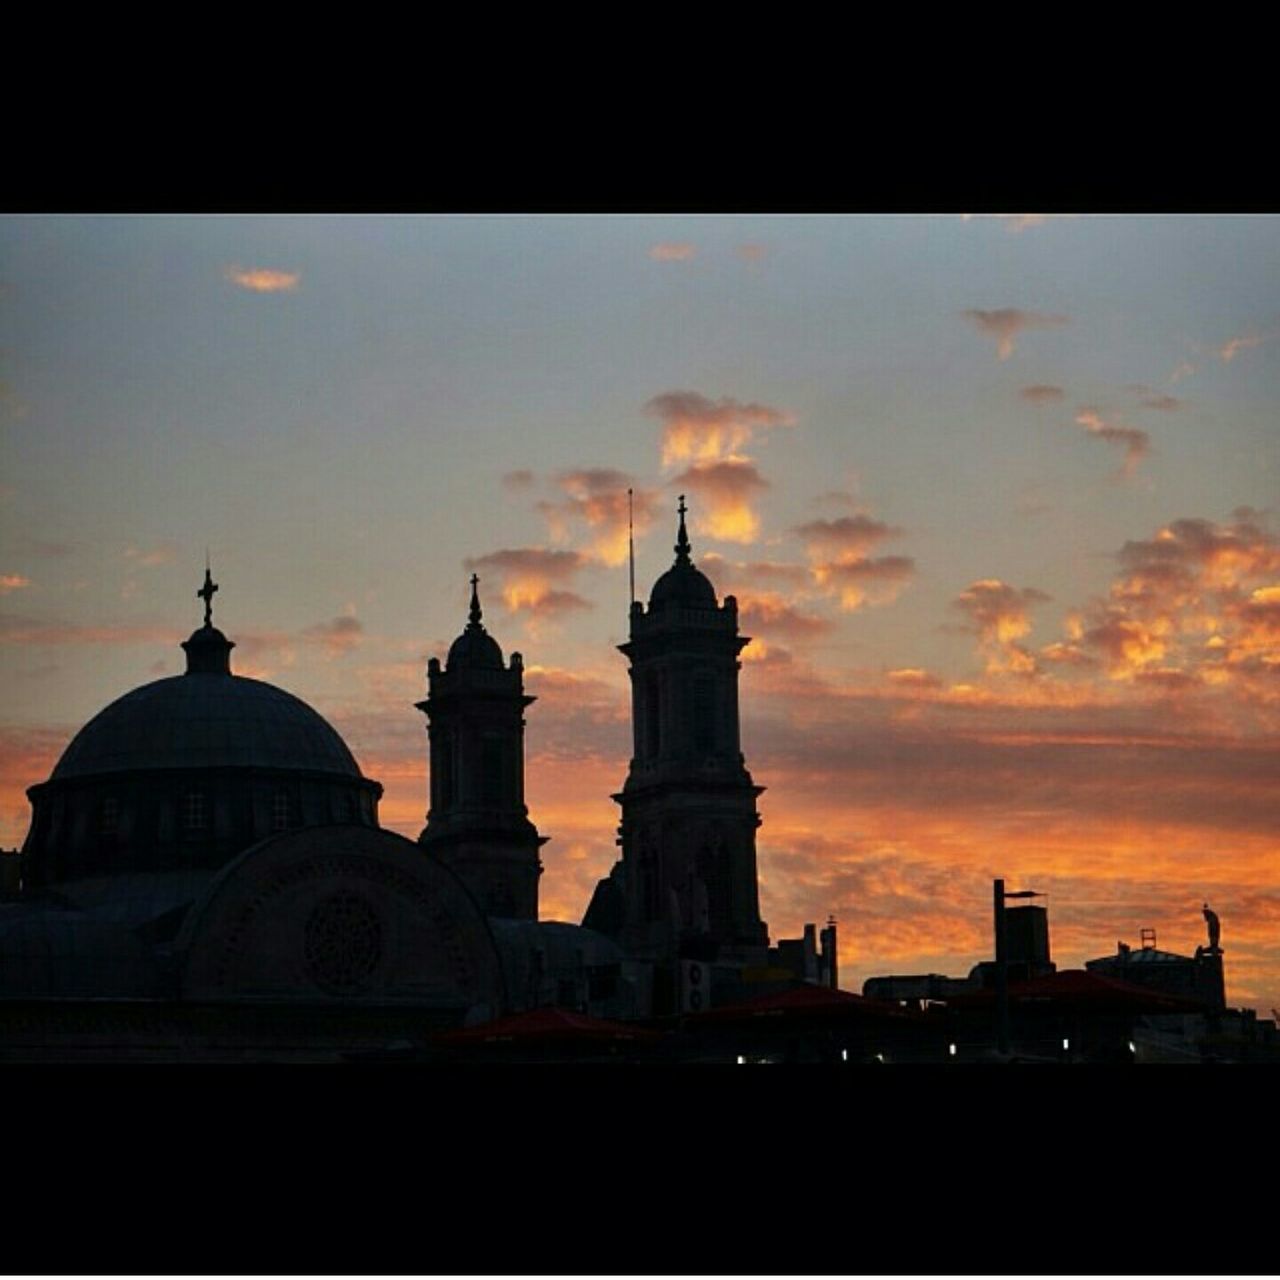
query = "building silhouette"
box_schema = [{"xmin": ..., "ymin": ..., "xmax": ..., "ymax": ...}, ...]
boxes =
[{"xmin": 0, "ymin": 502, "xmax": 836, "ymax": 1060}]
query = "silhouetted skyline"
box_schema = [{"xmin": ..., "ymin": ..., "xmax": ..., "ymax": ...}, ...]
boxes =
[{"xmin": 1, "ymin": 213, "xmax": 1277, "ymax": 1014}]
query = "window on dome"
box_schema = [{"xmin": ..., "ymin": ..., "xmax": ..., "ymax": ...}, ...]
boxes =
[
  {"xmin": 692, "ymin": 673, "xmax": 716, "ymax": 754},
  {"xmin": 481, "ymin": 736, "xmax": 503, "ymax": 805},
  {"xmin": 183, "ymin": 792, "xmax": 206, "ymax": 831},
  {"xmin": 99, "ymin": 797, "xmax": 119, "ymax": 836},
  {"xmin": 272, "ymin": 791, "xmax": 293, "ymax": 831},
  {"xmin": 644, "ymin": 674, "xmax": 661, "ymax": 759}
]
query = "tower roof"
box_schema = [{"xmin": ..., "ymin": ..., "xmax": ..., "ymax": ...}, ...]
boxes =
[
  {"xmin": 447, "ymin": 575, "xmax": 505, "ymax": 669},
  {"xmin": 648, "ymin": 495, "xmax": 718, "ymax": 610}
]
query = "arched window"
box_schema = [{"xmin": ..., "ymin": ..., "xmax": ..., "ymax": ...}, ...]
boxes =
[
  {"xmin": 644, "ymin": 673, "xmax": 661, "ymax": 759},
  {"xmin": 692, "ymin": 673, "xmax": 716, "ymax": 754},
  {"xmin": 99, "ymin": 797, "xmax": 119, "ymax": 836},
  {"xmin": 183, "ymin": 791, "xmax": 206, "ymax": 831},
  {"xmin": 272, "ymin": 791, "xmax": 292, "ymax": 831}
]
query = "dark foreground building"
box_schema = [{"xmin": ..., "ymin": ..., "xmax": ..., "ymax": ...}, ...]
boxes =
[{"xmin": 0, "ymin": 506, "xmax": 835, "ymax": 1061}]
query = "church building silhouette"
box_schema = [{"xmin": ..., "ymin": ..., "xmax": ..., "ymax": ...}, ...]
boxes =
[{"xmin": 0, "ymin": 500, "xmax": 837, "ymax": 1059}]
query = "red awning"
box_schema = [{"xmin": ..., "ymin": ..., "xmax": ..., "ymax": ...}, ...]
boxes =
[{"xmin": 434, "ymin": 1006, "xmax": 663, "ymax": 1046}]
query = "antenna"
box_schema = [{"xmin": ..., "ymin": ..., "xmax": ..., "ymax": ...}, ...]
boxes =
[{"xmin": 628, "ymin": 487, "xmax": 635, "ymax": 607}]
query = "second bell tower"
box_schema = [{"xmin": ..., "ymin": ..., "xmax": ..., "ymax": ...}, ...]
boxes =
[
  {"xmin": 418, "ymin": 576, "xmax": 545, "ymax": 920},
  {"xmin": 613, "ymin": 499, "xmax": 769, "ymax": 965}
]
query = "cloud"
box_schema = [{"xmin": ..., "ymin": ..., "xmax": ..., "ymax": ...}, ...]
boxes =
[
  {"xmin": 538, "ymin": 469, "xmax": 658, "ymax": 566},
  {"xmin": 794, "ymin": 515, "xmax": 902, "ymax": 560},
  {"xmin": 124, "ymin": 544, "xmax": 177, "ymax": 568},
  {"xmin": 16, "ymin": 537, "xmax": 73, "ymax": 558},
  {"xmin": 648, "ymin": 243, "xmax": 696, "ymax": 262},
  {"xmin": 503, "ymin": 469, "xmax": 535, "ymax": 492},
  {"xmin": 886, "ymin": 668, "xmax": 943, "ymax": 689},
  {"xmin": 0, "ymin": 613, "xmax": 175, "ymax": 649},
  {"xmin": 734, "ymin": 592, "xmax": 834, "ymax": 643},
  {"xmin": 1074, "ymin": 407, "xmax": 1151, "ymax": 477},
  {"xmin": 961, "ymin": 214, "xmax": 1078, "ymax": 234},
  {"xmin": 795, "ymin": 514, "xmax": 913, "ymax": 610},
  {"xmin": 0, "ymin": 575, "xmax": 31, "ymax": 595},
  {"xmin": 1125, "ymin": 385, "xmax": 1183, "ymax": 412},
  {"xmin": 962, "ymin": 308, "xmax": 1069, "ymax": 360},
  {"xmin": 644, "ymin": 390, "xmax": 795, "ymax": 468},
  {"xmin": 1170, "ymin": 361, "xmax": 1197, "ymax": 384},
  {"xmin": 223, "ymin": 266, "xmax": 301, "ymax": 293},
  {"xmin": 302, "ymin": 613, "xmax": 363, "ymax": 659},
  {"xmin": 672, "ymin": 459, "xmax": 769, "ymax": 544},
  {"xmin": 737, "ymin": 243, "xmax": 768, "ymax": 262},
  {"xmin": 813, "ymin": 556, "xmax": 915, "ymax": 611},
  {"xmin": 1066, "ymin": 511, "xmax": 1280, "ymax": 686},
  {"xmin": 1216, "ymin": 330, "xmax": 1271, "ymax": 363},
  {"xmin": 1019, "ymin": 384, "xmax": 1065, "ymax": 404},
  {"xmin": 952, "ymin": 579, "xmax": 1050, "ymax": 674},
  {"xmin": 464, "ymin": 547, "xmax": 591, "ymax": 616}
]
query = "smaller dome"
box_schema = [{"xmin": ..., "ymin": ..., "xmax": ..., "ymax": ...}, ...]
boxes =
[
  {"xmin": 647, "ymin": 495, "xmax": 718, "ymax": 610},
  {"xmin": 448, "ymin": 627, "xmax": 504, "ymax": 669},
  {"xmin": 447, "ymin": 575, "xmax": 504, "ymax": 669},
  {"xmin": 649, "ymin": 561, "xmax": 717, "ymax": 610}
]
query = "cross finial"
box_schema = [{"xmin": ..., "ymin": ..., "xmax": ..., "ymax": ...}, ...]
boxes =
[
  {"xmin": 674, "ymin": 494, "xmax": 692, "ymax": 564},
  {"xmin": 197, "ymin": 563, "xmax": 219, "ymax": 628},
  {"xmin": 468, "ymin": 573, "xmax": 483, "ymax": 629}
]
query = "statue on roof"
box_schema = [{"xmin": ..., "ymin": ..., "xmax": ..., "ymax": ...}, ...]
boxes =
[{"xmin": 1202, "ymin": 902, "xmax": 1221, "ymax": 953}]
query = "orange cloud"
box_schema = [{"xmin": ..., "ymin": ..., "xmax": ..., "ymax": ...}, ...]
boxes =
[
  {"xmin": 953, "ymin": 579, "xmax": 1050, "ymax": 674},
  {"xmin": 0, "ymin": 575, "xmax": 31, "ymax": 595},
  {"xmin": 735, "ymin": 592, "xmax": 833, "ymax": 644},
  {"xmin": 796, "ymin": 514, "xmax": 913, "ymax": 610},
  {"xmin": 961, "ymin": 214, "xmax": 1077, "ymax": 234},
  {"xmin": 464, "ymin": 548, "xmax": 591, "ymax": 617},
  {"xmin": 124, "ymin": 544, "xmax": 176, "ymax": 568},
  {"xmin": 962, "ymin": 308, "xmax": 1068, "ymax": 360},
  {"xmin": 672, "ymin": 459, "xmax": 769, "ymax": 544},
  {"xmin": 648, "ymin": 243, "xmax": 696, "ymax": 262},
  {"xmin": 223, "ymin": 266, "xmax": 300, "ymax": 293},
  {"xmin": 1216, "ymin": 330, "xmax": 1271, "ymax": 363},
  {"xmin": 1170, "ymin": 361, "xmax": 1197, "ymax": 383},
  {"xmin": 0, "ymin": 614, "xmax": 175, "ymax": 649},
  {"xmin": 1075, "ymin": 407, "xmax": 1150, "ymax": 477},
  {"xmin": 539, "ymin": 469, "xmax": 658, "ymax": 567},
  {"xmin": 644, "ymin": 390, "xmax": 795, "ymax": 468},
  {"xmin": 1020, "ymin": 384, "xmax": 1065, "ymax": 404},
  {"xmin": 737, "ymin": 243, "xmax": 768, "ymax": 261}
]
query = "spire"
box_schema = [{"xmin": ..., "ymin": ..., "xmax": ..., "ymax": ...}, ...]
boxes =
[
  {"xmin": 467, "ymin": 573, "xmax": 484, "ymax": 631},
  {"xmin": 183, "ymin": 562, "xmax": 234, "ymax": 676},
  {"xmin": 674, "ymin": 494, "xmax": 692, "ymax": 566},
  {"xmin": 198, "ymin": 559, "xmax": 219, "ymax": 628}
]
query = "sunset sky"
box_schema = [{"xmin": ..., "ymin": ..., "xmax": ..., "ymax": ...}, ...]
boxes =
[{"xmin": 2, "ymin": 213, "xmax": 1277, "ymax": 1012}]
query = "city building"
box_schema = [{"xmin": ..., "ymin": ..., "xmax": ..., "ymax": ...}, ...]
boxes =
[{"xmin": 0, "ymin": 502, "xmax": 835, "ymax": 1060}]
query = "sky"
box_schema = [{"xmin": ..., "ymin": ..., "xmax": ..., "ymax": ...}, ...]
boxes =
[{"xmin": 2, "ymin": 213, "xmax": 1278, "ymax": 1013}]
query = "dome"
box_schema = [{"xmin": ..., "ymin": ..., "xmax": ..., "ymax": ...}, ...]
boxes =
[
  {"xmin": 447, "ymin": 627, "xmax": 504, "ymax": 669},
  {"xmin": 649, "ymin": 560, "xmax": 718, "ymax": 610},
  {"xmin": 447, "ymin": 575, "xmax": 505, "ymax": 669},
  {"xmin": 51, "ymin": 671, "xmax": 364, "ymax": 781}
]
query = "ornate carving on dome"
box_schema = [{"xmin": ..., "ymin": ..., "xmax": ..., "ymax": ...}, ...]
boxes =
[{"xmin": 303, "ymin": 892, "xmax": 383, "ymax": 994}]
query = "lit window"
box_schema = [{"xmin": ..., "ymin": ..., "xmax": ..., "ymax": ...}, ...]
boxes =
[{"xmin": 183, "ymin": 792, "xmax": 206, "ymax": 831}]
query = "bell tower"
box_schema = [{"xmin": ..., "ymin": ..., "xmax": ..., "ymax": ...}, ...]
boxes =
[
  {"xmin": 613, "ymin": 498, "xmax": 769, "ymax": 965},
  {"xmin": 418, "ymin": 576, "xmax": 545, "ymax": 920}
]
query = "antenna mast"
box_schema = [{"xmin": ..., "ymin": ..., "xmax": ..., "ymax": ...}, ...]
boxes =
[{"xmin": 628, "ymin": 487, "xmax": 635, "ymax": 607}]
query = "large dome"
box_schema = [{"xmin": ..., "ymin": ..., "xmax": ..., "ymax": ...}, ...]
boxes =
[
  {"xmin": 51, "ymin": 671, "xmax": 362, "ymax": 781},
  {"xmin": 21, "ymin": 576, "xmax": 383, "ymax": 891}
]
